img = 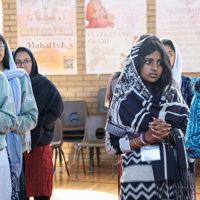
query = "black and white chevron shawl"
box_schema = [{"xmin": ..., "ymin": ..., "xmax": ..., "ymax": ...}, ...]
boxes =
[
  {"xmin": 106, "ymin": 37, "xmax": 189, "ymax": 138},
  {"xmin": 105, "ymin": 36, "xmax": 192, "ymax": 199}
]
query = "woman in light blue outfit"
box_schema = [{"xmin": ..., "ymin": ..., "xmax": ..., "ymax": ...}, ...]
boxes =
[
  {"xmin": 0, "ymin": 72, "xmax": 17, "ymax": 200},
  {"xmin": 0, "ymin": 35, "xmax": 38, "ymax": 200}
]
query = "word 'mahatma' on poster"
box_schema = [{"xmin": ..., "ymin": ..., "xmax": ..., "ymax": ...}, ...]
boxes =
[
  {"xmin": 85, "ymin": 0, "xmax": 147, "ymax": 74},
  {"xmin": 157, "ymin": 0, "xmax": 200, "ymax": 72},
  {"xmin": 17, "ymin": 0, "xmax": 77, "ymax": 75}
]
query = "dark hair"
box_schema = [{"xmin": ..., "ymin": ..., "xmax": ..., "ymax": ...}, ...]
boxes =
[
  {"xmin": 194, "ymin": 77, "xmax": 200, "ymax": 93},
  {"xmin": 194, "ymin": 82, "xmax": 199, "ymax": 93},
  {"xmin": 136, "ymin": 36, "xmax": 172, "ymax": 94},
  {"xmin": 161, "ymin": 39, "xmax": 175, "ymax": 51},
  {"xmin": 135, "ymin": 33, "xmax": 154, "ymax": 44},
  {"xmin": 0, "ymin": 34, "xmax": 9, "ymax": 69}
]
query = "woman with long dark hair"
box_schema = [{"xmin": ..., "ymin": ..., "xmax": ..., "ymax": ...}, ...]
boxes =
[{"xmin": 106, "ymin": 36, "xmax": 191, "ymax": 199}]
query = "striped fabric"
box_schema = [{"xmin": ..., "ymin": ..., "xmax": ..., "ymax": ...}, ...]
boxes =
[
  {"xmin": 120, "ymin": 150, "xmax": 179, "ymax": 200},
  {"xmin": 105, "ymin": 36, "xmax": 191, "ymax": 200}
]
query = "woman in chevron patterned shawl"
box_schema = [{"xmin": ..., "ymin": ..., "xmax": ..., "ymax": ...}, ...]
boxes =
[{"xmin": 105, "ymin": 35, "xmax": 192, "ymax": 200}]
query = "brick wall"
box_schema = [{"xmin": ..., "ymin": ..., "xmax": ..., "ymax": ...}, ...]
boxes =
[{"xmin": 2, "ymin": 0, "xmax": 200, "ymax": 163}]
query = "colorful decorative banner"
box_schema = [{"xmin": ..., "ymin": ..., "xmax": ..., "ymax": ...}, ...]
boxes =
[
  {"xmin": 156, "ymin": 0, "xmax": 200, "ymax": 72},
  {"xmin": 85, "ymin": 0, "xmax": 147, "ymax": 74},
  {"xmin": 17, "ymin": 0, "xmax": 77, "ymax": 75}
]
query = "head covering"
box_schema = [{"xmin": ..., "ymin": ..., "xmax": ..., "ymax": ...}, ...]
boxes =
[
  {"xmin": 106, "ymin": 36, "xmax": 190, "ymax": 192},
  {"xmin": 13, "ymin": 47, "xmax": 64, "ymax": 151},
  {"xmin": 106, "ymin": 36, "xmax": 188, "ymax": 136},
  {"xmin": 161, "ymin": 38, "xmax": 182, "ymax": 89},
  {"xmin": 105, "ymin": 34, "xmax": 158, "ymax": 109},
  {"xmin": 12, "ymin": 47, "xmax": 38, "ymax": 78}
]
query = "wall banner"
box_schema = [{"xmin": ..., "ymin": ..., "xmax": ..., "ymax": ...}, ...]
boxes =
[
  {"xmin": 85, "ymin": 0, "xmax": 147, "ymax": 74},
  {"xmin": 17, "ymin": 0, "xmax": 77, "ymax": 75},
  {"xmin": 156, "ymin": 0, "xmax": 200, "ymax": 72}
]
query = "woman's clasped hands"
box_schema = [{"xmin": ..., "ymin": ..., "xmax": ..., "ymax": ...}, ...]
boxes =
[{"xmin": 145, "ymin": 117, "xmax": 171, "ymax": 143}]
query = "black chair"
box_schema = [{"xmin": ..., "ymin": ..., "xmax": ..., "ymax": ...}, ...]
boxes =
[
  {"xmin": 96, "ymin": 88, "xmax": 108, "ymax": 115},
  {"xmin": 51, "ymin": 118, "xmax": 69, "ymax": 176},
  {"xmin": 94, "ymin": 88, "xmax": 116, "ymax": 179},
  {"xmin": 75, "ymin": 115, "xmax": 107, "ymax": 180},
  {"xmin": 90, "ymin": 88, "xmax": 108, "ymax": 167},
  {"xmin": 62, "ymin": 101, "xmax": 88, "ymax": 142}
]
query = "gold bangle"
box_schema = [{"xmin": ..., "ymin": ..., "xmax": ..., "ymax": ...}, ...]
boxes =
[{"xmin": 133, "ymin": 138, "xmax": 140, "ymax": 147}]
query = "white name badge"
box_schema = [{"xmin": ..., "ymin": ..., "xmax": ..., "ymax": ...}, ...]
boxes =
[{"xmin": 141, "ymin": 145, "xmax": 161, "ymax": 162}]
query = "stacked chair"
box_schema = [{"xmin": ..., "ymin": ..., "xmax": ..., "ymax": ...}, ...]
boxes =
[
  {"xmin": 51, "ymin": 118, "xmax": 70, "ymax": 176},
  {"xmin": 62, "ymin": 101, "xmax": 88, "ymax": 142},
  {"xmin": 75, "ymin": 115, "xmax": 107, "ymax": 180},
  {"xmin": 75, "ymin": 88, "xmax": 116, "ymax": 180}
]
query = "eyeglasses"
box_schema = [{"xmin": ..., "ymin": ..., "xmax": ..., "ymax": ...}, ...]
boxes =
[
  {"xmin": 15, "ymin": 59, "xmax": 32, "ymax": 68},
  {"xmin": 0, "ymin": 43, "xmax": 5, "ymax": 51}
]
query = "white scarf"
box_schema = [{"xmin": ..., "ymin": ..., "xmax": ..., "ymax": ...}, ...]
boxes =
[{"xmin": 161, "ymin": 38, "xmax": 182, "ymax": 89}]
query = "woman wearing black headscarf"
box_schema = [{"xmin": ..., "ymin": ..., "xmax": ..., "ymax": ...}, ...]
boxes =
[{"xmin": 13, "ymin": 47, "xmax": 64, "ymax": 200}]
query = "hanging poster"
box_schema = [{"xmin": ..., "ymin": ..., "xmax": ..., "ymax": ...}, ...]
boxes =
[
  {"xmin": 85, "ymin": 0, "xmax": 147, "ymax": 74},
  {"xmin": 17, "ymin": 0, "xmax": 77, "ymax": 75},
  {"xmin": 156, "ymin": 0, "xmax": 200, "ymax": 72}
]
